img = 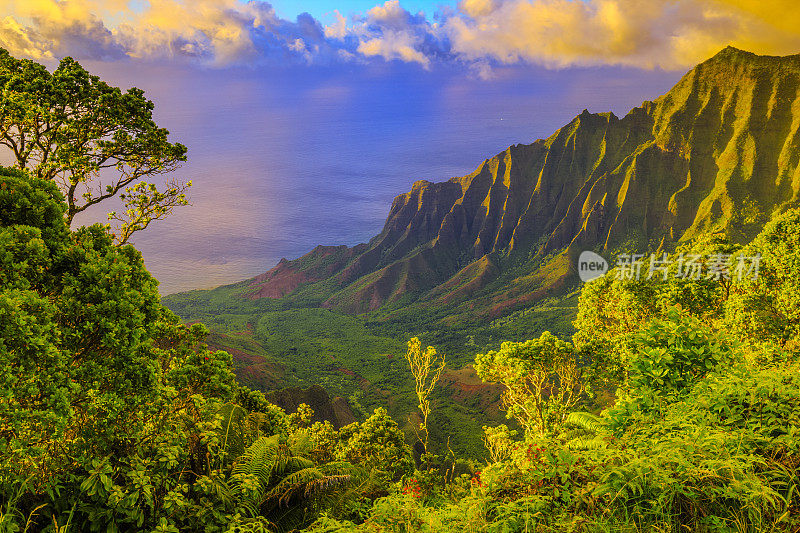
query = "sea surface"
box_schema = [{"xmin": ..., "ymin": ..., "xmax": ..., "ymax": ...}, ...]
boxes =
[{"xmin": 70, "ymin": 60, "xmax": 682, "ymax": 294}]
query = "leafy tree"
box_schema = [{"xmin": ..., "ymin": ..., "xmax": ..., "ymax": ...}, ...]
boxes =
[
  {"xmin": 475, "ymin": 332, "xmax": 584, "ymax": 437},
  {"xmin": 0, "ymin": 167, "xmax": 229, "ymax": 529},
  {"xmin": 404, "ymin": 338, "xmax": 445, "ymax": 453},
  {"xmin": 481, "ymin": 424, "xmax": 518, "ymax": 462},
  {"xmin": 335, "ymin": 408, "xmax": 414, "ymax": 482},
  {"xmin": 573, "ymin": 235, "xmax": 740, "ymax": 399},
  {"xmin": 0, "ymin": 48, "xmax": 188, "ymax": 244},
  {"xmin": 606, "ymin": 307, "xmax": 737, "ymax": 432}
]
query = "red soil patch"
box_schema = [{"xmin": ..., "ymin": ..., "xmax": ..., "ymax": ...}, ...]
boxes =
[
  {"xmin": 247, "ymin": 259, "xmax": 319, "ymax": 299},
  {"xmin": 217, "ymin": 345, "xmax": 263, "ymax": 366},
  {"xmin": 336, "ymin": 367, "xmax": 370, "ymax": 387}
]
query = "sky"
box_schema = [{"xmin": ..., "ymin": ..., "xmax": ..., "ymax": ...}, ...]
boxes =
[
  {"xmin": 2, "ymin": 1, "xmax": 800, "ymax": 293},
  {"xmin": 268, "ymin": 0, "xmax": 443, "ymax": 21},
  {"xmin": 3, "ymin": 0, "xmax": 800, "ymax": 72}
]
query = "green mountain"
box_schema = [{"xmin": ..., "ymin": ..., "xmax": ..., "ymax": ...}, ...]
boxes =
[
  {"xmin": 163, "ymin": 47, "xmax": 800, "ymax": 455},
  {"xmin": 220, "ymin": 47, "xmax": 800, "ymax": 318}
]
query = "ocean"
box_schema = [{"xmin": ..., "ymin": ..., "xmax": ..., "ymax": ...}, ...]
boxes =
[{"xmin": 72, "ymin": 60, "xmax": 682, "ymax": 294}]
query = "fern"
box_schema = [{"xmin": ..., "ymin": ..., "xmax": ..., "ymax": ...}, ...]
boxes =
[
  {"xmin": 217, "ymin": 403, "xmax": 249, "ymax": 467},
  {"xmin": 564, "ymin": 411, "xmax": 610, "ymax": 450},
  {"xmin": 267, "ymin": 467, "xmax": 325, "ymax": 505},
  {"xmin": 274, "ymin": 456, "xmax": 314, "ymax": 477},
  {"xmin": 232, "ymin": 435, "xmax": 281, "ymax": 486},
  {"xmin": 287, "ymin": 431, "xmax": 312, "ymax": 457},
  {"xmin": 228, "ymin": 434, "xmax": 358, "ymax": 531},
  {"xmin": 565, "ymin": 411, "xmax": 607, "ymax": 433}
]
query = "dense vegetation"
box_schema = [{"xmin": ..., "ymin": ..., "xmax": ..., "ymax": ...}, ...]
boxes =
[
  {"xmin": 0, "ymin": 167, "xmax": 416, "ymax": 531},
  {"xmin": 4, "ymin": 163, "xmax": 800, "ymax": 531},
  {"xmin": 2, "ymin": 48, "xmax": 800, "ymax": 531},
  {"xmin": 162, "ymin": 46, "xmax": 800, "ymax": 464}
]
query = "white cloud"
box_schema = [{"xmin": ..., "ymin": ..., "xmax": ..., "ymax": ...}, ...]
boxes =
[
  {"xmin": 324, "ymin": 10, "xmax": 348, "ymax": 39},
  {"xmin": 1, "ymin": 0, "xmax": 800, "ymax": 72},
  {"xmin": 358, "ymin": 31, "xmax": 431, "ymax": 66}
]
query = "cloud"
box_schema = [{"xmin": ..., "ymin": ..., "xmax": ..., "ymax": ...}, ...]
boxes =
[
  {"xmin": 0, "ymin": 0, "xmax": 449, "ymax": 67},
  {"xmin": 357, "ymin": 32, "xmax": 430, "ymax": 66},
  {"xmin": 1, "ymin": 0, "xmax": 799, "ymax": 72},
  {"xmin": 443, "ymin": 0, "xmax": 800, "ymax": 70},
  {"xmin": 348, "ymin": 0, "xmax": 448, "ymax": 67},
  {"xmin": 457, "ymin": 0, "xmax": 498, "ymax": 18},
  {"xmin": 324, "ymin": 10, "xmax": 348, "ymax": 39},
  {"xmin": 0, "ymin": 16, "xmax": 53, "ymax": 60},
  {"xmin": 2, "ymin": 0, "xmax": 337, "ymax": 64}
]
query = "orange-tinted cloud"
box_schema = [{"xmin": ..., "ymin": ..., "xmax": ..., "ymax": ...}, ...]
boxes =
[
  {"xmin": 445, "ymin": 0, "xmax": 800, "ymax": 70},
  {"xmin": 1, "ymin": 0, "xmax": 799, "ymax": 70}
]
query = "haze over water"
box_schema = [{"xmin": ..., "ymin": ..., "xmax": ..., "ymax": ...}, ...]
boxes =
[{"xmin": 71, "ymin": 61, "xmax": 682, "ymax": 295}]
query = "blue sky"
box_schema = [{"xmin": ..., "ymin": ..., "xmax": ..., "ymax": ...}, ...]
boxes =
[{"xmin": 268, "ymin": 0, "xmax": 447, "ymax": 21}]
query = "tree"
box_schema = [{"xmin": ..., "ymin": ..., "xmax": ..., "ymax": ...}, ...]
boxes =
[
  {"xmin": 725, "ymin": 208, "xmax": 800, "ymax": 352},
  {"xmin": 572, "ymin": 235, "xmax": 740, "ymax": 399},
  {"xmin": 475, "ymin": 332, "xmax": 583, "ymax": 437},
  {"xmin": 404, "ymin": 338, "xmax": 445, "ymax": 454},
  {"xmin": 0, "ymin": 166, "xmax": 231, "ymax": 530},
  {"xmin": 335, "ymin": 407, "xmax": 414, "ymax": 481},
  {"xmin": 0, "ymin": 48, "xmax": 189, "ymax": 244}
]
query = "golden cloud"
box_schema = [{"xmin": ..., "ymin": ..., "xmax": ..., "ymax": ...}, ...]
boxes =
[
  {"xmin": 445, "ymin": 0, "xmax": 800, "ymax": 69},
  {"xmin": 0, "ymin": 0, "xmax": 799, "ymax": 70}
]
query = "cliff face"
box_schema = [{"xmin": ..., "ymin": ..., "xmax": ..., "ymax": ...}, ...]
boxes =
[{"xmin": 247, "ymin": 47, "xmax": 800, "ymax": 315}]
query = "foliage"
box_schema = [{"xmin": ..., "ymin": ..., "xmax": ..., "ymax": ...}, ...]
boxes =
[
  {"xmin": 334, "ymin": 408, "xmax": 414, "ymax": 482},
  {"xmin": 482, "ymin": 424, "xmax": 518, "ymax": 463},
  {"xmin": 725, "ymin": 207, "xmax": 800, "ymax": 352},
  {"xmin": 404, "ymin": 338, "xmax": 446, "ymax": 453},
  {"xmin": 628, "ymin": 309, "xmax": 733, "ymax": 394},
  {"xmin": 0, "ymin": 48, "xmax": 188, "ymax": 243},
  {"xmin": 475, "ymin": 332, "xmax": 585, "ymax": 437},
  {"xmin": 0, "ymin": 168, "xmax": 419, "ymax": 532}
]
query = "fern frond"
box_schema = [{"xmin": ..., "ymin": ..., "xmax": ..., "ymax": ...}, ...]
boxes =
[
  {"xmin": 217, "ymin": 403, "xmax": 249, "ymax": 465},
  {"xmin": 288, "ymin": 431, "xmax": 313, "ymax": 456},
  {"xmin": 274, "ymin": 456, "xmax": 314, "ymax": 477},
  {"xmin": 302, "ymin": 474, "xmax": 352, "ymax": 498},
  {"xmin": 267, "ymin": 467, "xmax": 325, "ymax": 506},
  {"xmin": 271, "ymin": 469, "xmax": 353, "ymax": 508},
  {"xmin": 565, "ymin": 411, "xmax": 607, "ymax": 433},
  {"xmin": 233, "ymin": 434, "xmax": 281, "ymax": 484}
]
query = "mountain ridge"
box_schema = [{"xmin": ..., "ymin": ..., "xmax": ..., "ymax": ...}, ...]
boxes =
[
  {"xmin": 161, "ymin": 46, "xmax": 800, "ymax": 456},
  {"xmin": 235, "ymin": 46, "xmax": 800, "ymax": 317}
]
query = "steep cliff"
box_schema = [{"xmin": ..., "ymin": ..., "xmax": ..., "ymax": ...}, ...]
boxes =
[{"xmin": 245, "ymin": 47, "xmax": 800, "ymax": 316}]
